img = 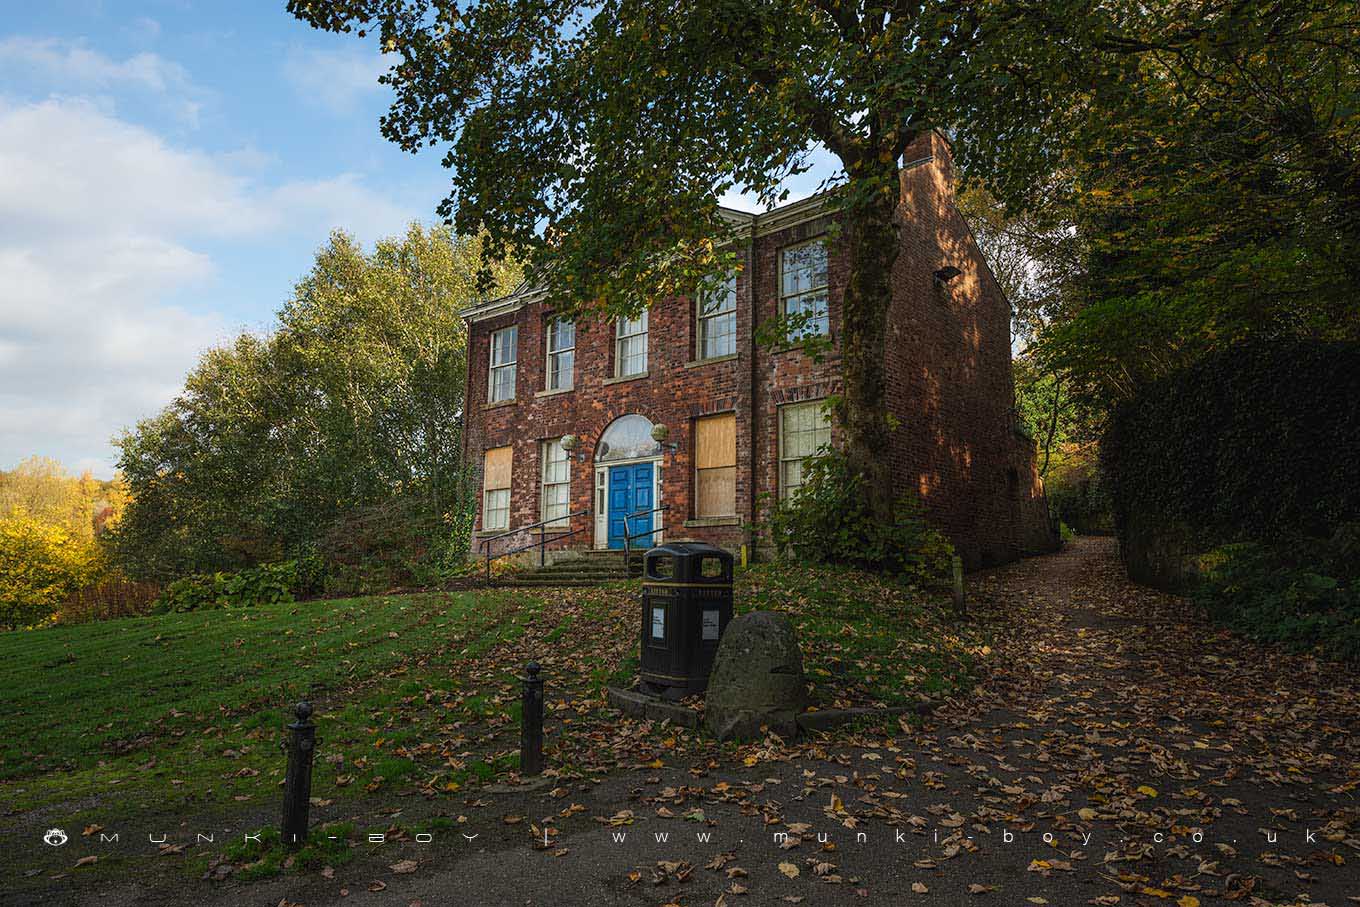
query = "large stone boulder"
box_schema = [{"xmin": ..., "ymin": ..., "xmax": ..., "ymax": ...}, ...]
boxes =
[{"xmin": 704, "ymin": 611, "xmax": 807, "ymax": 741}]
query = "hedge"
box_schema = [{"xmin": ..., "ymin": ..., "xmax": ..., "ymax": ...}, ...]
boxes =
[{"xmin": 1103, "ymin": 340, "xmax": 1360, "ymax": 585}]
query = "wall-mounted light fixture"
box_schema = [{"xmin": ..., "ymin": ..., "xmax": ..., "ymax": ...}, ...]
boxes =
[
  {"xmin": 650, "ymin": 423, "xmax": 679, "ymax": 454},
  {"xmin": 559, "ymin": 433, "xmax": 587, "ymax": 463}
]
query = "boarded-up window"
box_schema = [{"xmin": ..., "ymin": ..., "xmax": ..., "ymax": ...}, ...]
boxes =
[
  {"xmin": 482, "ymin": 446, "xmax": 512, "ymax": 530},
  {"xmin": 694, "ymin": 413, "xmax": 736, "ymax": 517}
]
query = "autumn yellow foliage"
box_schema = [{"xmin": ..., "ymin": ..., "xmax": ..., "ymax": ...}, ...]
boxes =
[{"xmin": 0, "ymin": 510, "xmax": 103, "ymax": 630}]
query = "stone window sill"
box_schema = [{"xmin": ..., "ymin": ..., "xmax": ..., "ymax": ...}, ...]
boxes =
[
  {"xmin": 684, "ymin": 516, "xmax": 741, "ymax": 528},
  {"xmin": 684, "ymin": 354, "xmax": 738, "ymax": 369},
  {"xmin": 484, "ymin": 398, "xmax": 518, "ymax": 410},
  {"xmin": 602, "ymin": 371, "xmax": 649, "ymax": 386},
  {"xmin": 535, "ymin": 387, "xmax": 574, "ymax": 398}
]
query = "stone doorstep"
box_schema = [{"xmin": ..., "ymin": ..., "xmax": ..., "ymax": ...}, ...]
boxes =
[{"xmin": 605, "ymin": 686, "xmax": 940, "ymax": 735}]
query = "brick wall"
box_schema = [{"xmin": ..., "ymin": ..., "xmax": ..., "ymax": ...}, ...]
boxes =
[
  {"xmin": 463, "ymin": 247, "xmax": 755, "ymax": 557},
  {"xmin": 463, "ymin": 133, "xmax": 1054, "ymax": 566},
  {"xmin": 883, "ymin": 132, "xmax": 1054, "ymax": 566}
]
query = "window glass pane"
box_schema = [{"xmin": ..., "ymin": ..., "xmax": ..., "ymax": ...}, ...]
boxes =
[
  {"xmin": 701, "ymin": 310, "xmax": 736, "ymax": 359},
  {"xmin": 699, "ymin": 272, "xmax": 736, "ymax": 316},
  {"xmin": 489, "ymin": 326, "xmax": 518, "ymax": 401},
  {"xmin": 618, "ymin": 333, "xmax": 646, "ymax": 376},
  {"xmin": 491, "ymin": 326, "xmax": 517, "ymax": 366},
  {"xmin": 780, "ymin": 241, "xmax": 829, "ymax": 337},
  {"xmin": 699, "ymin": 271, "xmax": 737, "ymax": 359},
  {"xmin": 548, "ymin": 347, "xmax": 573, "ymax": 391},
  {"xmin": 548, "ymin": 319, "xmax": 574, "ymax": 353},
  {"xmin": 781, "ymin": 241, "xmax": 827, "ymax": 296},
  {"xmin": 595, "ymin": 414, "xmax": 662, "ymax": 462},
  {"xmin": 615, "ymin": 311, "xmax": 648, "ymax": 376},
  {"xmin": 490, "ymin": 364, "xmax": 516, "ymax": 402},
  {"xmin": 779, "ymin": 402, "xmax": 830, "ymax": 498},
  {"xmin": 483, "ymin": 488, "xmax": 510, "ymax": 530},
  {"xmin": 541, "ymin": 439, "xmax": 570, "ymax": 526}
]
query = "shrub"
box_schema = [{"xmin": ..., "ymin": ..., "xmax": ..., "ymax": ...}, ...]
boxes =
[
  {"xmin": 316, "ymin": 493, "xmax": 475, "ymax": 593},
  {"xmin": 1192, "ymin": 524, "xmax": 1360, "ymax": 662},
  {"xmin": 765, "ymin": 451, "xmax": 955, "ymax": 589},
  {"xmin": 152, "ymin": 560, "xmax": 309, "ymax": 614},
  {"xmin": 58, "ymin": 574, "xmax": 161, "ymax": 625},
  {"xmin": 0, "ymin": 512, "xmax": 101, "ymax": 630}
]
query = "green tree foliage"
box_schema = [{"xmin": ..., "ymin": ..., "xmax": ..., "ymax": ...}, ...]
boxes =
[
  {"xmin": 982, "ymin": 0, "xmax": 1360, "ymax": 412},
  {"xmin": 112, "ymin": 225, "xmax": 521, "ymax": 581},
  {"xmin": 288, "ymin": 0, "xmax": 1074, "ymax": 521}
]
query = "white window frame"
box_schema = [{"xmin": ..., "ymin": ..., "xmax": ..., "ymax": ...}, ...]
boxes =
[
  {"xmin": 778, "ymin": 400, "xmax": 832, "ymax": 499},
  {"xmin": 545, "ymin": 318, "xmax": 575, "ymax": 391},
  {"xmin": 614, "ymin": 311, "xmax": 648, "ymax": 378},
  {"xmin": 779, "ymin": 238, "xmax": 829, "ymax": 339},
  {"xmin": 697, "ymin": 271, "xmax": 737, "ymax": 360},
  {"xmin": 540, "ymin": 438, "xmax": 571, "ymax": 528},
  {"xmin": 488, "ymin": 325, "xmax": 518, "ymax": 402}
]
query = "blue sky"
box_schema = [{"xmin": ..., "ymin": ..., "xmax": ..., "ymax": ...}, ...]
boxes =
[{"xmin": 0, "ymin": 1, "xmax": 836, "ymax": 479}]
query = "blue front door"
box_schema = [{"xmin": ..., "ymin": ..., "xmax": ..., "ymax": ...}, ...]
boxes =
[{"xmin": 607, "ymin": 462, "xmax": 655, "ymax": 550}]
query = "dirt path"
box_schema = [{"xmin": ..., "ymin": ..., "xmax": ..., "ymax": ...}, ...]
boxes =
[{"xmin": 11, "ymin": 538, "xmax": 1358, "ymax": 906}]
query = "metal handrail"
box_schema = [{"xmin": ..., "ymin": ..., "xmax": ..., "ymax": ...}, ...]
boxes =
[
  {"xmin": 623, "ymin": 505, "xmax": 670, "ymax": 558},
  {"xmin": 479, "ymin": 508, "xmax": 591, "ymax": 583}
]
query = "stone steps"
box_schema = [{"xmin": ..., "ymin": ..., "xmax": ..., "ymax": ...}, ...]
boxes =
[{"xmin": 493, "ymin": 552, "xmax": 638, "ymax": 587}]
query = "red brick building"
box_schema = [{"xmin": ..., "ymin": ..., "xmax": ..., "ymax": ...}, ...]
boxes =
[{"xmin": 461, "ymin": 133, "xmax": 1054, "ymax": 568}]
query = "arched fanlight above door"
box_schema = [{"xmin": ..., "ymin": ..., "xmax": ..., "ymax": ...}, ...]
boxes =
[{"xmin": 595, "ymin": 414, "xmax": 663, "ymax": 462}]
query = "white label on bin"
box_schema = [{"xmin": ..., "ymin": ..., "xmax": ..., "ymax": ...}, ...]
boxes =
[
  {"xmin": 702, "ymin": 609, "xmax": 720, "ymax": 641},
  {"xmin": 651, "ymin": 606, "xmax": 666, "ymax": 639}
]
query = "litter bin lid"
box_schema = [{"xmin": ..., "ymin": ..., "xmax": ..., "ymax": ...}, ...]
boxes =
[{"xmin": 644, "ymin": 541, "xmax": 731, "ymax": 559}]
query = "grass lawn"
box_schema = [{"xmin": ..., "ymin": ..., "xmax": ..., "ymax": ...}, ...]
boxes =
[
  {"xmin": 0, "ymin": 589, "xmax": 544, "ymax": 816},
  {"xmin": 0, "ymin": 560, "xmax": 985, "ymax": 886}
]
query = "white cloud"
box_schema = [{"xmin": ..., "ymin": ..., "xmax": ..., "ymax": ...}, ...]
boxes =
[
  {"xmin": 0, "ymin": 37, "xmax": 202, "ymax": 126},
  {"xmin": 0, "ymin": 97, "xmax": 421, "ymax": 478},
  {"xmin": 282, "ymin": 44, "xmax": 390, "ymax": 115}
]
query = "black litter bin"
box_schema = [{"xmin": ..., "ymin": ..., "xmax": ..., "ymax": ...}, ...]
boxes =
[{"xmin": 638, "ymin": 541, "xmax": 734, "ymax": 700}]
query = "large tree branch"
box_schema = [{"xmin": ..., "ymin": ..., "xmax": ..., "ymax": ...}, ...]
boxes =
[{"xmin": 731, "ymin": 52, "xmax": 864, "ymax": 165}]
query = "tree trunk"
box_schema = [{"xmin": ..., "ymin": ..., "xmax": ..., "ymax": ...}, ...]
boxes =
[{"xmin": 838, "ymin": 165, "xmax": 902, "ymax": 524}]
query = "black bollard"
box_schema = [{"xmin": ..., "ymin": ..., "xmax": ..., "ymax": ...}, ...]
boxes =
[
  {"xmin": 520, "ymin": 662, "xmax": 544, "ymax": 776},
  {"xmin": 281, "ymin": 701, "xmax": 316, "ymax": 848}
]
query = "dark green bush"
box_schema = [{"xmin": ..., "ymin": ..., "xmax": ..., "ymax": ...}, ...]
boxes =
[
  {"xmin": 152, "ymin": 560, "xmax": 311, "ymax": 613},
  {"xmin": 1192, "ymin": 525, "xmax": 1360, "ymax": 662},
  {"xmin": 1105, "ymin": 340, "xmax": 1360, "ymax": 547},
  {"xmin": 765, "ymin": 451, "xmax": 955, "ymax": 589},
  {"xmin": 315, "ymin": 493, "xmax": 474, "ymax": 594}
]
